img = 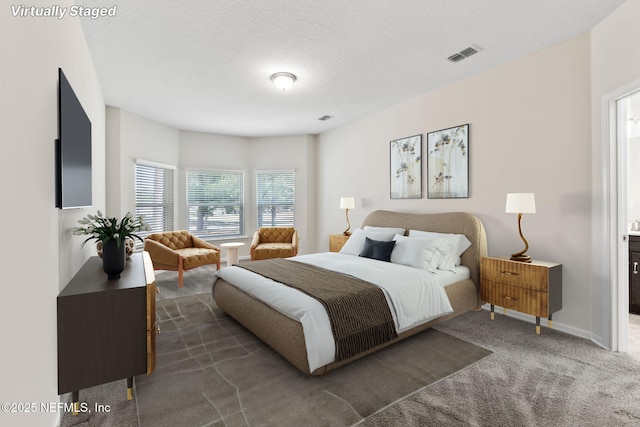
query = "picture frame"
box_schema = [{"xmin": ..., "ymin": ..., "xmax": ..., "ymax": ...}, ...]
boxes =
[
  {"xmin": 390, "ymin": 134, "xmax": 422, "ymax": 199},
  {"xmin": 427, "ymin": 124, "xmax": 469, "ymax": 199}
]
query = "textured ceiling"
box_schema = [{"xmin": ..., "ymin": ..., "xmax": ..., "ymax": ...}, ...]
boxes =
[{"xmin": 77, "ymin": 0, "xmax": 624, "ymax": 138}]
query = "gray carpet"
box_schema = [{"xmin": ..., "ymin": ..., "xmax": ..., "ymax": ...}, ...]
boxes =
[
  {"xmin": 360, "ymin": 311, "xmax": 640, "ymax": 427},
  {"xmin": 135, "ymin": 294, "xmax": 491, "ymax": 427},
  {"xmin": 154, "ymin": 265, "xmax": 218, "ymax": 301},
  {"xmin": 59, "ymin": 379, "xmax": 138, "ymax": 427},
  {"xmin": 61, "ymin": 265, "xmax": 640, "ymax": 427},
  {"xmin": 630, "ymin": 313, "xmax": 640, "ymax": 356},
  {"xmin": 59, "ymin": 265, "xmax": 218, "ymax": 427}
]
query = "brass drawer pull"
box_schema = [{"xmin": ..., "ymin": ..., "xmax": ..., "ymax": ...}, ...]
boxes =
[
  {"xmin": 634, "ymin": 262, "xmax": 638, "ymax": 275},
  {"xmin": 500, "ymin": 271, "xmax": 519, "ymax": 276},
  {"xmin": 502, "ymin": 295, "xmax": 516, "ymax": 301}
]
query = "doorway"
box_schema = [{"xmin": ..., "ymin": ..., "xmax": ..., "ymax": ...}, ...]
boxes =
[{"xmin": 622, "ymin": 90, "xmax": 640, "ymax": 357}]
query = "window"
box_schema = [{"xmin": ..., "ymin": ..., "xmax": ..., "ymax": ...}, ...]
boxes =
[
  {"xmin": 256, "ymin": 170, "xmax": 295, "ymax": 228},
  {"xmin": 186, "ymin": 169, "xmax": 244, "ymax": 239},
  {"xmin": 134, "ymin": 161, "xmax": 175, "ymax": 237}
]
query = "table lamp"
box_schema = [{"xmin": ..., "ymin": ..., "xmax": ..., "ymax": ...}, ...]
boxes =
[
  {"xmin": 505, "ymin": 193, "xmax": 536, "ymax": 263},
  {"xmin": 340, "ymin": 197, "xmax": 355, "ymax": 236}
]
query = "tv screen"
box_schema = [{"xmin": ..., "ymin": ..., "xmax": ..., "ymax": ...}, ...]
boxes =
[{"xmin": 56, "ymin": 68, "xmax": 92, "ymax": 209}]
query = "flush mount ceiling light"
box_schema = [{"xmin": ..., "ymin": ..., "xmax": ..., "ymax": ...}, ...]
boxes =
[{"xmin": 271, "ymin": 72, "xmax": 296, "ymax": 91}]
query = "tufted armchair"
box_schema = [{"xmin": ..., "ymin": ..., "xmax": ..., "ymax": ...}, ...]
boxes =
[
  {"xmin": 144, "ymin": 231, "xmax": 221, "ymax": 288},
  {"xmin": 250, "ymin": 227, "xmax": 298, "ymax": 261}
]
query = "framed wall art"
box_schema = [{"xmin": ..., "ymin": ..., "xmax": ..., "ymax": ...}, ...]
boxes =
[
  {"xmin": 390, "ymin": 134, "xmax": 422, "ymax": 199},
  {"xmin": 427, "ymin": 124, "xmax": 469, "ymax": 199}
]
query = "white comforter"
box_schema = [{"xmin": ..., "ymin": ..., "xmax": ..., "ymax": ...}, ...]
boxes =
[{"xmin": 214, "ymin": 252, "xmax": 454, "ymax": 372}]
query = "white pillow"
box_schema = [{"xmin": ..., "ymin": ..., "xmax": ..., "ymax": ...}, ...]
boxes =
[
  {"xmin": 339, "ymin": 228, "xmax": 397, "ymax": 256},
  {"xmin": 408, "ymin": 230, "xmax": 472, "ymax": 270},
  {"xmin": 363, "ymin": 226, "xmax": 406, "ymax": 236},
  {"xmin": 390, "ymin": 235, "xmax": 449, "ymax": 272}
]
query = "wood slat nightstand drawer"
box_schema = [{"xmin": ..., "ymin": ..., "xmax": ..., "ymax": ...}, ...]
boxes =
[
  {"xmin": 330, "ymin": 234, "xmax": 350, "ymax": 252},
  {"xmin": 480, "ymin": 256, "xmax": 562, "ymax": 334},
  {"xmin": 481, "ymin": 257, "xmax": 550, "ymax": 291},
  {"xmin": 481, "ymin": 281, "xmax": 548, "ymax": 318}
]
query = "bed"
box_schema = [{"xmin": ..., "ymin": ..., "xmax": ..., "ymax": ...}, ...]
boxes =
[{"xmin": 212, "ymin": 210, "xmax": 487, "ymax": 375}]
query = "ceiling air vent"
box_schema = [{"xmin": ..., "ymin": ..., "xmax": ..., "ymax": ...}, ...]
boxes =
[
  {"xmin": 447, "ymin": 53, "xmax": 466, "ymax": 63},
  {"xmin": 448, "ymin": 45, "xmax": 482, "ymax": 63},
  {"xmin": 318, "ymin": 115, "xmax": 334, "ymax": 121}
]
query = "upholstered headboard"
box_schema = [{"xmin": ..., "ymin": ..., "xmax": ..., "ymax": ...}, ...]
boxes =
[{"xmin": 361, "ymin": 210, "xmax": 488, "ymax": 289}]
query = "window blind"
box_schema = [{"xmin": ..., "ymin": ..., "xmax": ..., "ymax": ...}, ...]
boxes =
[
  {"xmin": 186, "ymin": 169, "xmax": 244, "ymax": 239},
  {"xmin": 256, "ymin": 170, "xmax": 295, "ymax": 228},
  {"xmin": 134, "ymin": 162, "xmax": 175, "ymax": 237}
]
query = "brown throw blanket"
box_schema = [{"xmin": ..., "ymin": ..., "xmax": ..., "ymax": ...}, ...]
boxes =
[{"xmin": 236, "ymin": 258, "xmax": 398, "ymax": 361}]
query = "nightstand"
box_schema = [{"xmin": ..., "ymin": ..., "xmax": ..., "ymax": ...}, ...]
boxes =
[
  {"xmin": 329, "ymin": 234, "xmax": 350, "ymax": 252},
  {"xmin": 480, "ymin": 256, "xmax": 562, "ymax": 334}
]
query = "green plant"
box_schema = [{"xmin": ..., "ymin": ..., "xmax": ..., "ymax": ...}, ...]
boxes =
[{"xmin": 71, "ymin": 211, "xmax": 150, "ymax": 247}]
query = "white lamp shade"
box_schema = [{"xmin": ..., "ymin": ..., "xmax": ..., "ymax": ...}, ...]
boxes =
[
  {"xmin": 271, "ymin": 72, "xmax": 296, "ymax": 91},
  {"xmin": 340, "ymin": 197, "xmax": 355, "ymax": 210},
  {"xmin": 505, "ymin": 193, "xmax": 536, "ymax": 214}
]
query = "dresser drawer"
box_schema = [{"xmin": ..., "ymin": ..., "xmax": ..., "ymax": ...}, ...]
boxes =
[
  {"xmin": 481, "ymin": 257, "xmax": 549, "ymax": 291},
  {"xmin": 481, "ymin": 281, "xmax": 549, "ymax": 317}
]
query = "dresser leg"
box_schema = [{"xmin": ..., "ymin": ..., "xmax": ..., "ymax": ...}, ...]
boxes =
[
  {"xmin": 71, "ymin": 391, "xmax": 79, "ymax": 416},
  {"xmin": 127, "ymin": 377, "xmax": 133, "ymax": 400},
  {"xmin": 548, "ymin": 313, "xmax": 553, "ymax": 329},
  {"xmin": 490, "ymin": 304, "xmax": 495, "ymax": 320},
  {"xmin": 536, "ymin": 317, "xmax": 541, "ymax": 335}
]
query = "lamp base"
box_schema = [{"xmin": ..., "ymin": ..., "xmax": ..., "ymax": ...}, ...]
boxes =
[{"xmin": 510, "ymin": 253, "xmax": 532, "ymax": 263}]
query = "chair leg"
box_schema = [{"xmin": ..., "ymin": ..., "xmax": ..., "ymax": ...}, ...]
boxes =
[
  {"xmin": 216, "ymin": 260, "xmax": 220, "ymax": 270},
  {"xmin": 178, "ymin": 256, "xmax": 184, "ymax": 288}
]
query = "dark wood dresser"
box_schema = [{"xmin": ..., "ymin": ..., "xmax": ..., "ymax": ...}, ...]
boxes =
[
  {"xmin": 630, "ymin": 235, "xmax": 640, "ymax": 314},
  {"xmin": 57, "ymin": 252, "xmax": 157, "ymax": 412}
]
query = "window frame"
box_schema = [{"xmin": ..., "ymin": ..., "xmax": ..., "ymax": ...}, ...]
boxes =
[
  {"xmin": 185, "ymin": 168, "xmax": 245, "ymax": 240},
  {"xmin": 256, "ymin": 169, "xmax": 296, "ymax": 228},
  {"xmin": 134, "ymin": 159, "xmax": 176, "ymax": 239}
]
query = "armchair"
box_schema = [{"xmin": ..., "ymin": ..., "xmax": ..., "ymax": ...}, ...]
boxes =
[
  {"xmin": 250, "ymin": 227, "xmax": 298, "ymax": 261},
  {"xmin": 144, "ymin": 230, "xmax": 221, "ymax": 288}
]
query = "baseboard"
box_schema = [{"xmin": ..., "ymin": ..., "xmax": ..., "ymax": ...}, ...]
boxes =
[{"xmin": 479, "ymin": 304, "xmax": 591, "ymax": 340}]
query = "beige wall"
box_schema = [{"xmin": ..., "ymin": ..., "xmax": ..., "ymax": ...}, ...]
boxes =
[
  {"xmin": 1, "ymin": 2, "xmax": 105, "ymax": 426},
  {"xmin": 317, "ymin": 33, "xmax": 593, "ymax": 336}
]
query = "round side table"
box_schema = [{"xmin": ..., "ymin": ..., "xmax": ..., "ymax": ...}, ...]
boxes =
[{"xmin": 220, "ymin": 242, "xmax": 245, "ymax": 266}]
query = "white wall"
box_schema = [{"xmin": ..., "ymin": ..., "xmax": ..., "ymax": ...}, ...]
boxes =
[
  {"xmin": 178, "ymin": 131, "xmax": 317, "ymax": 258},
  {"xmin": 1, "ymin": 3, "xmax": 105, "ymax": 426},
  {"xmin": 107, "ymin": 126, "xmax": 317, "ymax": 260},
  {"xmin": 178, "ymin": 130, "xmax": 252, "ymax": 254},
  {"xmin": 317, "ymin": 33, "xmax": 593, "ymax": 336},
  {"xmin": 590, "ymin": 0, "xmax": 640, "ymax": 348},
  {"xmin": 106, "ymin": 107, "xmax": 180, "ymax": 219},
  {"xmin": 248, "ymin": 135, "xmax": 317, "ymax": 254}
]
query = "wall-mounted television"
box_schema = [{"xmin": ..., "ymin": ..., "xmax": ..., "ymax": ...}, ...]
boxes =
[{"xmin": 56, "ymin": 68, "xmax": 92, "ymax": 209}]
